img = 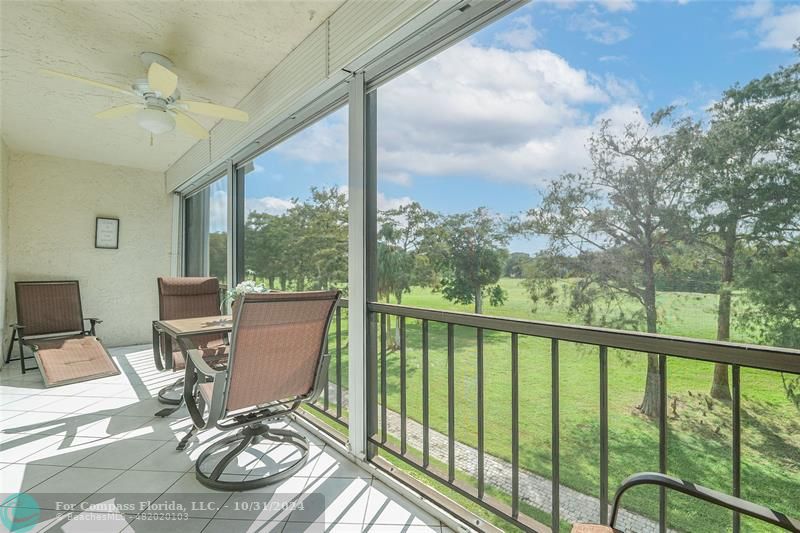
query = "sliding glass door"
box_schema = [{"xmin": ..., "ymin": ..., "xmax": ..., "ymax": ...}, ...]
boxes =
[{"xmin": 183, "ymin": 174, "xmax": 228, "ymax": 285}]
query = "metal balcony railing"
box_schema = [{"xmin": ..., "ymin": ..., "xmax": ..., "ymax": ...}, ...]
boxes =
[
  {"xmin": 305, "ymin": 299, "xmax": 349, "ymax": 438},
  {"xmin": 366, "ymin": 302, "xmax": 800, "ymax": 533}
]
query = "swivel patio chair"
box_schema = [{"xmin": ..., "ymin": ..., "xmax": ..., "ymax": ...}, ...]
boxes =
[
  {"xmin": 181, "ymin": 289, "xmax": 340, "ymax": 490},
  {"xmin": 152, "ymin": 277, "xmax": 228, "ymax": 417},
  {"xmin": 572, "ymin": 472, "xmax": 800, "ymax": 532},
  {"xmin": 6, "ymin": 280, "xmax": 119, "ymax": 387}
]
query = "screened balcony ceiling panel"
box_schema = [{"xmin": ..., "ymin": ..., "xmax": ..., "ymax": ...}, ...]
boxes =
[
  {"xmin": 327, "ymin": 0, "xmax": 431, "ymax": 72},
  {"xmin": 166, "ymin": 0, "xmax": 434, "ymax": 192},
  {"xmin": 206, "ymin": 23, "xmax": 330, "ymax": 166},
  {"xmin": 0, "ymin": 1, "xmax": 343, "ymax": 172}
]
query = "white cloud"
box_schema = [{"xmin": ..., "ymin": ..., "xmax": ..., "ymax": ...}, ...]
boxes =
[
  {"xmin": 209, "ymin": 189, "xmax": 228, "ymax": 233},
  {"xmin": 495, "ymin": 15, "xmax": 540, "ymax": 49},
  {"xmin": 596, "ymin": 0, "xmax": 635, "ymax": 13},
  {"xmin": 382, "ymin": 171, "xmax": 412, "ymax": 186},
  {"xmin": 534, "ymin": 0, "xmax": 578, "ymax": 9},
  {"xmin": 378, "ymin": 192, "xmax": 413, "ymax": 211},
  {"xmin": 758, "ymin": 5, "xmax": 800, "ymax": 49},
  {"xmin": 570, "ymin": 12, "xmax": 631, "ymax": 44},
  {"xmin": 601, "ymin": 73, "xmax": 641, "ymax": 101},
  {"xmin": 333, "ymin": 184, "xmax": 412, "ymax": 212},
  {"xmin": 273, "ymin": 110, "xmax": 348, "ymax": 163},
  {"xmin": 734, "ymin": 1, "xmax": 800, "ymax": 50},
  {"xmin": 374, "ymin": 39, "xmax": 640, "ymax": 186},
  {"xmin": 251, "ymin": 37, "xmax": 643, "ymax": 190},
  {"xmin": 244, "ymin": 196, "xmax": 295, "ymax": 216},
  {"xmin": 734, "ymin": 0, "xmax": 773, "ymax": 19}
]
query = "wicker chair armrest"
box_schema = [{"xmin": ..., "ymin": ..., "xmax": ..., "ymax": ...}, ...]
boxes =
[{"xmin": 9, "ymin": 323, "xmax": 24, "ymax": 330}]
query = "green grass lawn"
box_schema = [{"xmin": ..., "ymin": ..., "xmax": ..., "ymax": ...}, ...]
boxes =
[{"xmin": 315, "ymin": 278, "xmax": 798, "ymax": 532}]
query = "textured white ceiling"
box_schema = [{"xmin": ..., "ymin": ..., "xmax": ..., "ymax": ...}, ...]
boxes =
[{"xmin": 0, "ymin": 0, "xmax": 344, "ymax": 172}]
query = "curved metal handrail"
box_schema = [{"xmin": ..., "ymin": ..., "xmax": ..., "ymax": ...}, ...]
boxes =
[{"xmin": 610, "ymin": 472, "xmax": 800, "ymax": 532}]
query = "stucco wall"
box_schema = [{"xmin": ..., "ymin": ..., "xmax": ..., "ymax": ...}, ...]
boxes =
[
  {"xmin": 6, "ymin": 152, "xmax": 172, "ymax": 347},
  {"xmin": 0, "ymin": 139, "xmax": 9, "ymax": 360}
]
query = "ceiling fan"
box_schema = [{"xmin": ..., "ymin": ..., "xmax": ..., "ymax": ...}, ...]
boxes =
[{"xmin": 41, "ymin": 52, "xmax": 249, "ymax": 140}]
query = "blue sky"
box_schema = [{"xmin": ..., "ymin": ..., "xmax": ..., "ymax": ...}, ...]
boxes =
[{"xmin": 229, "ymin": 0, "xmax": 799, "ymax": 253}]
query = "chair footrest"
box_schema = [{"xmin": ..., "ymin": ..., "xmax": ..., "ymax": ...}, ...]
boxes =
[{"xmin": 31, "ymin": 336, "xmax": 120, "ymax": 387}]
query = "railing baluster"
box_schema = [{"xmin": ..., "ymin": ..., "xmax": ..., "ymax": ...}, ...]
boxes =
[
  {"xmin": 380, "ymin": 312, "xmax": 387, "ymax": 443},
  {"xmin": 400, "ymin": 316, "xmax": 407, "ymax": 455},
  {"xmin": 448, "ymin": 322, "xmax": 456, "ymax": 482},
  {"xmin": 336, "ymin": 306, "xmax": 342, "ymax": 419},
  {"xmin": 600, "ymin": 345, "xmax": 609, "ymax": 524},
  {"xmin": 422, "ymin": 319, "xmax": 430, "ymax": 468},
  {"xmin": 659, "ymin": 354, "xmax": 668, "ymax": 533},
  {"xmin": 732, "ymin": 364, "xmax": 741, "ymax": 533},
  {"xmin": 512, "ymin": 333, "xmax": 520, "ymax": 518},
  {"xmin": 551, "ymin": 338, "xmax": 560, "ymax": 532},
  {"xmin": 477, "ymin": 327, "xmax": 485, "ymax": 499}
]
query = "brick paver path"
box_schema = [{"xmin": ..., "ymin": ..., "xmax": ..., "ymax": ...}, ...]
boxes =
[{"xmin": 325, "ymin": 384, "xmax": 664, "ymax": 532}]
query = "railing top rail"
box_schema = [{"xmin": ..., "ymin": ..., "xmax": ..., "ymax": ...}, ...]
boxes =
[{"xmin": 367, "ymin": 302, "xmax": 800, "ymax": 374}]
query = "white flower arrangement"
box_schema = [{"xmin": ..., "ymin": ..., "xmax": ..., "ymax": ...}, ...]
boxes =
[{"xmin": 222, "ymin": 280, "xmax": 270, "ymax": 309}]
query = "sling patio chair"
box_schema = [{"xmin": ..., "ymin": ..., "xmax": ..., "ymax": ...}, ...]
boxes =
[
  {"xmin": 180, "ymin": 289, "xmax": 341, "ymax": 490},
  {"xmin": 6, "ymin": 280, "xmax": 120, "ymax": 387},
  {"xmin": 572, "ymin": 472, "xmax": 800, "ymax": 532},
  {"xmin": 152, "ymin": 276, "xmax": 229, "ymax": 417}
]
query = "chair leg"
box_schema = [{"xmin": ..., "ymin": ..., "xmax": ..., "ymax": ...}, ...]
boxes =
[
  {"xmin": 157, "ymin": 378, "xmax": 184, "ymax": 405},
  {"xmin": 155, "ymin": 378, "xmax": 184, "ymax": 417},
  {"xmin": 19, "ymin": 341, "xmax": 27, "ymax": 374},
  {"xmin": 195, "ymin": 424, "xmax": 309, "ymax": 491},
  {"xmin": 4, "ymin": 330, "xmax": 16, "ymax": 365},
  {"xmin": 155, "ymin": 394, "xmax": 184, "ymax": 418},
  {"xmin": 176, "ymin": 426, "xmax": 198, "ymax": 451}
]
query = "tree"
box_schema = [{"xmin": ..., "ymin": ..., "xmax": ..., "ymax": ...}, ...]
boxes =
[
  {"xmin": 244, "ymin": 212, "xmax": 291, "ymax": 288},
  {"xmin": 740, "ymin": 241, "xmax": 800, "ymax": 349},
  {"xmin": 436, "ymin": 207, "xmax": 509, "ymax": 314},
  {"xmin": 692, "ymin": 44, "xmax": 800, "ymax": 400},
  {"xmin": 739, "ymin": 239, "xmax": 800, "ymax": 409},
  {"xmin": 504, "ymin": 252, "xmax": 534, "ymax": 278},
  {"xmin": 289, "ymin": 186, "xmax": 348, "ymax": 290},
  {"xmin": 519, "ymin": 108, "xmax": 698, "ymax": 417},
  {"xmin": 377, "ymin": 202, "xmax": 438, "ymax": 347},
  {"xmin": 208, "ymin": 232, "xmax": 227, "ymax": 284},
  {"xmin": 378, "ymin": 202, "xmax": 439, "ymax": 296}
]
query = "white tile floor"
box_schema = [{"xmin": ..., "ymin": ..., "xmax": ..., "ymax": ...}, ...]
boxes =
[{"xmin": 0, "ymin": 345, "xmax": 454, "ymax": 532}]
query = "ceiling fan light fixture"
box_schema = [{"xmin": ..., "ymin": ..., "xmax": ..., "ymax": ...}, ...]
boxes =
[{"xmin": 136, "ymin": 107, "xmax": 175, "ymax": 134}]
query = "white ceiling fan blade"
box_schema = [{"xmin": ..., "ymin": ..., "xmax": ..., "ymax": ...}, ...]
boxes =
[
  {"xmin": 95, "ymin": 104, "xmax": 142, "ymax": 119},
  {"xmin": 40, "ymin": 69, "xmax": 137, "ymax": 97},
  {"xmin": 174, "ymin": 111, "xmax": 209, "ymax": 139},
  {"xmin": 178, "ymin": 100, "xmax": 249, "ymax": 122},
  {"xmin": 148, "ymin": 62, "xmax": 178, "ymax": 97}
]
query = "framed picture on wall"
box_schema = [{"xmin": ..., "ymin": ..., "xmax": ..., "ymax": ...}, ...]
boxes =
[{"xmin": 95, "ymin": 217, "xmax": 119, "ymax": 249}]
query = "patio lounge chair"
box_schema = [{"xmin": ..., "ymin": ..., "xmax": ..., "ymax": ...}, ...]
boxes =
[
  {"xmin": 152, "ymin": 276, "xmax": 228, "ymax": 416},
  {"xmin": 572, "ymin": 472, "xmax": 800, "ymax": 532},
  {"xmin": 6, "ymin": 280, "xmax": 120, "ymax": 387},
  {"xmin": 181, "ymin": 289, "xmax": 340, "ymax": 490}
]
